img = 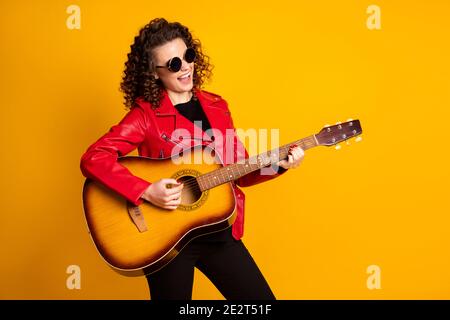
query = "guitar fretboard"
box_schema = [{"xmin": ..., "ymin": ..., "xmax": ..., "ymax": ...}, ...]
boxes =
[{"xmin": 197, "ymin": 135, "xmax": 317, "ymax": 191}]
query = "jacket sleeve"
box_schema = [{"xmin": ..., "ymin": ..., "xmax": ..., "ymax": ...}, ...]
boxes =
[{"xmin": 80, "ymin": 105, "xmax": 151, "ymax": 206}]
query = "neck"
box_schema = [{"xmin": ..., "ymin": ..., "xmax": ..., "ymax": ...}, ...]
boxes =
[{"xmin": 167, "ymin": 90, "xmax": 193, "ymax": 105}]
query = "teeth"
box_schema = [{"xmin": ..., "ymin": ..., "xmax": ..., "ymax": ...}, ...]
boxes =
[{"xmin": 179, "ymin": 73, "xmax": 190, "ymax": 79}]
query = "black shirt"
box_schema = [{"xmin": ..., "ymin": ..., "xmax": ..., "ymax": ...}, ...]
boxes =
[{"xmin": 174, "ymin": 97, "xmax": 212, "ymax": 133}]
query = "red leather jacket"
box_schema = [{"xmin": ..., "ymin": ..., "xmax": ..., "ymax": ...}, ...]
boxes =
[{"xmin": 80, "ymin": 89, "xmax": 286, "ymax": 239}]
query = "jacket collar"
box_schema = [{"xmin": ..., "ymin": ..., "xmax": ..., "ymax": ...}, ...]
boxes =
[
  {"xmin": 156, "ymin": 88, "xmax": 219, "ymax": 113},
  {"xmin": 155, "ymin": 88, "xmax": 223, "ymax": 140}
]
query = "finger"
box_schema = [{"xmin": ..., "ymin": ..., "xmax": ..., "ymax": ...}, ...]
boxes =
[
  {"xmin": 290, "ymin": 149, "xmax": 297, "ymax": 159},
  {"xmin": 292, "ymin": 146, "xmax": 303, "ymax": 156},
  {"xmin": 298, "ymin": 147, "xmax": 305, "ymax": 156},
  {"xmin": 288, "ymin": 145, "xmax": 298, "ymax": 154},
  {"xmin": 165, "ymin": 199, "xmax": 181, "ymax": 206},
  {"xmin": 296, "ymin": 148, "xmax": 305, "ymax": 162},
  {"xmin": 163, "ymin": 205, "xmax": 179, "ymax": 210},
  {"xmin": 161, "ymin": 178, "xmax": 179, "ymax": 185},
  {"xmin": 289, "ymin": 144, "xmax": 298, "ymax": 151},
  {"xmin": 294, "ymin": 150, "xmax": 302, "ymax": 162},
  {"xmin": 280, "ymin": 156, "xmax": 292, "ymax": 169},
  {"xmin": 283, "ymin": 145, "xmax": 301, "ymax": 167},
  {"xmin": 292, "ymin": 149, "xmax": 303, "ymax": 161},
  {"xmin": 166, "ymin": 184, "xmax": 184, "ymax": 196},
  {"xmin": 292, "ymin": 152, "xmax": 302, "ymax": 167},
  {"xmin": 167, "ymin": 193, "xmax": 182, "ymax": 201},
  {"xmin": 163, "ymin": 180, "xmax": 183, "ymax": 191},
  {"xmin": 163, "ymin": 192, "xmax": 182, "ymax": 201},
  {"xmin": 291, "ymin": 148, "xmax": 301, "ymax": 159},
  {"xmin": 277, "ymin": 159, "xmax": 288, "ymax": 168},
  {"xmin": 154, "ymin": 200, "xmax": 168, "ymax": 208}
]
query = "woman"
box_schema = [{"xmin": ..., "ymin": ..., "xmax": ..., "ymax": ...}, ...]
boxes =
[{"xmin": 80, "ymin": 18, "xmax": 304, "ymax": 300}]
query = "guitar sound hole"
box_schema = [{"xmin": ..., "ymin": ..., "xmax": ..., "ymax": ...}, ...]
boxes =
[{"xmin": 178, "ymin": 175, "xmax": 202, "ymax": 205}]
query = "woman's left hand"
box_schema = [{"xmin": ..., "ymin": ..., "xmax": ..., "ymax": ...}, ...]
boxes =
[{"xmin": 277, "ymin": 145, "xmax": 305, "ymax": 169}]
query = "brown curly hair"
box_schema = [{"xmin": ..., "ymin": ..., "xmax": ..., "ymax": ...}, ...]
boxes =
[{"xmin": 120, "ymin": 18, "xmax": 213, "ymax": 109}]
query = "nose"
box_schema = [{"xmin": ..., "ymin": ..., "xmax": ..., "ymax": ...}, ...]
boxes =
[{"xmin": 181, "ymin": 58, "xmax": 192, "ymax": 71}]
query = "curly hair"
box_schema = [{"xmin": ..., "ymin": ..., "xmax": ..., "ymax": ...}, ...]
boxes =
[{"xmin": 120, "ymin": 18, "xmax": 213, "ymax": 109}]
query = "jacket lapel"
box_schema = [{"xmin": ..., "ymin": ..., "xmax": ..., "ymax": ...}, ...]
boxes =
[
  {"xmin": 195, "ymin": 89, "xmax": 223, "ymax": 137},
  {"xmin": 157, "ymin": 89, "xmax": 225, "ymax": 141}
]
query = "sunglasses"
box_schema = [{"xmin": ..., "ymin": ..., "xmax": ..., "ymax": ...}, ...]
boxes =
[{"xmin": 155, "ymin": 47, "xmax": 196, "ymax": 72}]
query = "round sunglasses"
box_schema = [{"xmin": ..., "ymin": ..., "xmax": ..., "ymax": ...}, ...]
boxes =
[{"xmin": 155, "ymin": 47, "xmax": 196, "ymax": 73}]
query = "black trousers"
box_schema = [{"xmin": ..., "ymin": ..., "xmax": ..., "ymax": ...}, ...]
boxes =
[{"xmin": 145, "ymin": 227, "xmax": 275, "ymax": 300}]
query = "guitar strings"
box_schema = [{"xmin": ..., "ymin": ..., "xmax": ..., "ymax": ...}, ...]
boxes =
[
  {"xmin": 159, "ymin": 130, "xmax": 359, "ymax": 193},
  {"xmin": 163, "ymin": 137, "xmax": 317, "ymax": 191},
  {"xmin": 167, "ymin": 142, "xmax": 303, "ymax": 191},
  {"xmin": 170, "ymin": 156, "xmax": 278, "ymax": 190},
  {"xmin": 167, "ymin": 162, "xmax": 281, "ymax": 192}
]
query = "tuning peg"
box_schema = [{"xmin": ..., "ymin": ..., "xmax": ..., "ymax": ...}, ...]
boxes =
[
  {"xmin": 355, "ymin": 136, "xmax": 362, "ymax": 142},
  {"xmin": 335, "ymin": 144, "xmax": 341, "ymax": 150}
]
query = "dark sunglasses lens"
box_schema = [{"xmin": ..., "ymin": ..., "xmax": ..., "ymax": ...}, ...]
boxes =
[
  {"xmin": 168, "ymin": 57, "xmax": 182, "ymax": 72},
  {"xmin": 185, "ymin": 48, "xmax": 196, "ymax": 63}
]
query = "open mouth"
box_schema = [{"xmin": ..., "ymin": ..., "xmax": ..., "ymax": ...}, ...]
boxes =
[{"xmin": 178, "ymin": 72, "xmax": 191, "ymax": 82}]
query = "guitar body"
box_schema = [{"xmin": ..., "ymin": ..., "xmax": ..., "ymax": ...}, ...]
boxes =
[{"xmin": 82, "ymin": 145, "xmax": 236, "ymax": 276}]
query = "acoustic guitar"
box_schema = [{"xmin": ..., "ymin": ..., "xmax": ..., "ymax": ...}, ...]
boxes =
[{"xmin": 82, "ymin": 120, "xmax": 362, "ymax": 276}]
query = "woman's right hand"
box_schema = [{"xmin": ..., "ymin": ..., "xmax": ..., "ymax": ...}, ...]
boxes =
[{"xmin": 141, "ymin": 178, "xmax": 183, "ymax": 210}]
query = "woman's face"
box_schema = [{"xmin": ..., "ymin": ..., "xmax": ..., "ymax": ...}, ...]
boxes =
[{"xmin": 152, "ymin": 37, "xmax": 194, "ymax": 98}]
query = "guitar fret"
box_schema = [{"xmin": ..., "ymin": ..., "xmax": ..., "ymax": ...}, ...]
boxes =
[
  {"xmin": 197, "ymin": 177, "xmax": 203, "ymax": 191},
  {"xmin": 219, "ymin": 168, "xmax": 226, "ymax": 184},
  {"xmin": 236, "ymin": 163, "xmax": 242, "ymax": 176}
]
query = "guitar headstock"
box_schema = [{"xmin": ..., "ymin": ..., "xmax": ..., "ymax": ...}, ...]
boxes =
[{"xmin": 315, "ymin": 119, "xmax": 362, "ymax": 148}]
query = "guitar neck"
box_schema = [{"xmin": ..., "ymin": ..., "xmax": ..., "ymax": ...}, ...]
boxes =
[{"xmin": 197, "ymin": 135, "xmax": 317, "ymax": 191}]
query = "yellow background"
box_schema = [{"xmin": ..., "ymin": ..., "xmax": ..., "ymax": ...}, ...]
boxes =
[{"xmin": 1, "ymin": 0, "xmax": 449, "ymax": 299}]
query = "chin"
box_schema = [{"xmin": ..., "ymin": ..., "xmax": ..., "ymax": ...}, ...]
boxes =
[{"xmin": 179, "ymin": 83, "xmax": 194, "ymax": 92}]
